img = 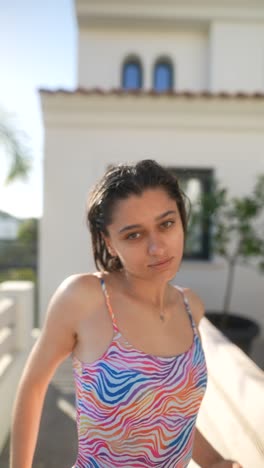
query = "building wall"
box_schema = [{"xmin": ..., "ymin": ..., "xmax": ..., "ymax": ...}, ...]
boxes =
[
  {"xmin": 78, "ymin": 28, "xmax": 209, "ymax": 91},
  {"xmin": 39, "ymin": 94, "xmax": 264, "ymax": 335},
  {"xmin": 210, "ymin": 22, "xmax": 264, "ymax": 92},
  {"xmin": 77, "ymin": 1, "xmax": 264, "ymax": 93},
  {"xmin": 40, "ymin": 1, "xmax": 264, "ymax": 330}
]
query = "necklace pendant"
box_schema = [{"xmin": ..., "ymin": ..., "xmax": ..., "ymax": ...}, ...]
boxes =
[{"xmin": 160, "ymin": 314, "xmax": 165, "ymax": 322}]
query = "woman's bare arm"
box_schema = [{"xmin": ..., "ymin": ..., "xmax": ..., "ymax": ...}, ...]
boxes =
[{"xmin": 9, "ymin": 275, "xmax": 84, "ymax": 468}]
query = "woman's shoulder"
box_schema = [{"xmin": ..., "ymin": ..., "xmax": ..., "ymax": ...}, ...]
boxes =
[
  {"xmin": 57, "ymin": 271, "xmax": 105, "ymax": 303},
  {"xmin": 177, "ymin": 286, "xmax": 205, "ymax": 327},
  {"xmin": 57, "ymin": 272, "xmax": 102, "ymax": 296},
  {"xmin": 46, "ymin": 272, "xmax": 104, "ymax": 323}
]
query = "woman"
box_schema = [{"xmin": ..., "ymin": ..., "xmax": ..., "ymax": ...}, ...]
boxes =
[{"xmin": 10, "ymin": 160, "xmax": 242, "ymax": 467}]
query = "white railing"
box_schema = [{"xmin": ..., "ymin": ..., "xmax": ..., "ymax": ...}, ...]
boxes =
[
  {"xmin": 190, "ymin": 318, "xmax": 264, "ymax": 468},
  {"xmin": 0, "ymin": 298, "xmax": 16, "ymax": 359},
  {"xmin": 0, "ymin": 281, "xmax": 35, "ymax": 452}
]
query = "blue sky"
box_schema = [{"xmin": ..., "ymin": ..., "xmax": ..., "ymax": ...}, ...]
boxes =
[{"xmin": 0, "ymin": 0, "xmax": 76, "ymax": 218}]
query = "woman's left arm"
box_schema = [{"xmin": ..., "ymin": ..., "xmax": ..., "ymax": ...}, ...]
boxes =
[{"xmin": 192, "ymin": 427, "xmax": 242, "ymax": 467}]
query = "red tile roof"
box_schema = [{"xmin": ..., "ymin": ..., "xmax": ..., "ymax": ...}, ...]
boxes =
[{"xmin": 39, "ymin": 88, "xmax": 264, "ymax": 99}]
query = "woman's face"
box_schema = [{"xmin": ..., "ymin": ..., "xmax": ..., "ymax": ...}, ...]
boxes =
[{"xmin": 105, "ymin": 188, "xmax": 184, "ymax": 281}]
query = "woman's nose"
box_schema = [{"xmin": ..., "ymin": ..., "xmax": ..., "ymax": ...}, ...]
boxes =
[{"xmin": 147, "ymin": 236, "xmax": 165, "ymax": 256}]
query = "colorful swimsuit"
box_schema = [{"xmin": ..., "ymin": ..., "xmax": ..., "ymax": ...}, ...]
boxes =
[{"xmin": 72, "ymin": 279, "xmax": 208, "ymax": 467}]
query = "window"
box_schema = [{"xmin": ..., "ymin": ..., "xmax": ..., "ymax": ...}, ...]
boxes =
[
  {"xmin": 169, "ymin": 168, "xmax": 213, "ymax": 260},
  {"xmin": 122, "ymin": 57, "xmax": 143, "ymax": 90},
  {"xmin": 153, "ymin": 58, "xmax": 174, "ymax": 92}
]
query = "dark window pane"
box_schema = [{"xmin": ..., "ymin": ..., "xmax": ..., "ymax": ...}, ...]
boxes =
[
  {"xmin": 182, "ymin": 178, "xmax": 204, "ymax": 256},
  {"xmin": 154, "ymin": 62, "xmax": 173, "ymax": 91},
  {"xmin": 169, "ymin": 168, "xmax": 213, "ymax": 260},
  {"xmin": 122, "ymin": 61, "xmax": 142, "ymax": 90}
]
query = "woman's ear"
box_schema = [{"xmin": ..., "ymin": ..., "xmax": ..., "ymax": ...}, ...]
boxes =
[
  {"xmin": 101, "ymin": 232, "xmax": 116, "ymax": 257},
  {"xmin": 108, "ymin": 245, "xmax": 116, "ymax": 257}
]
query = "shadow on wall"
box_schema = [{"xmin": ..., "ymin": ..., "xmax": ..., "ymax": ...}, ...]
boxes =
[{"xmin": 250, "ymin": 336, "xmax": 264, "ymax": 371}]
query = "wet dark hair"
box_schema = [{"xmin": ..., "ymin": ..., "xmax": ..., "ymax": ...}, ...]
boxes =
[{"xmin": 87, "ymin": 159, "xmax": 189, "ymax": 272}]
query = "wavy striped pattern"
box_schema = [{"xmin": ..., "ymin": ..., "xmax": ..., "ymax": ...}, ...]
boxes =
[{"xmin": 72, "ymin": 280, "xmax": 208, "ymax": 467}]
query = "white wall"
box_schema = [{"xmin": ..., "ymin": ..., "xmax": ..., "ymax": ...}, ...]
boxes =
[
  {"xmin": 40, "ymin": 94, "xmax": 264, "ymax": 334},
  {"xmin": 210, "ymin": 22, "xmax": 264, "ymax": 92},
  {"xmin": 77, "ymin": 2, "xmax": 264, "ymax": 94},
  {"xmin": 79, "ymin": 22, "xmax": 264, "ymax": 94},
  {"xmin": 78, "ymin": 28, "xmax": 209, "ymax": 91}
]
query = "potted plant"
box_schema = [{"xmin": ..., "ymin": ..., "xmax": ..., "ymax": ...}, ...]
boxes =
[{"xmin": 189, "ymin": 174, "xmax": 264, "ymax": 355}]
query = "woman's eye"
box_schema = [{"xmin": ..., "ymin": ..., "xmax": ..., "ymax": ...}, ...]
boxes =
[
  {"xmin": 126, "ymin": 232, "xmax": 141, "ymax": 240},
  {"xmin": 161, "ymin": 220, "xmax": 174, "ymax": 229}
]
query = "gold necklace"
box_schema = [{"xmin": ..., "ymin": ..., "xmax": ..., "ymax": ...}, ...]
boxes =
[{"xmin": 122, "ymin": 276, "xmax": 167, "ymax": 322}]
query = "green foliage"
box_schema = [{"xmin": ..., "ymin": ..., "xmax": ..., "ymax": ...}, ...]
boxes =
[
  {"xmin": 0, "ymin": 268, "xmax": 36, "ymax": 283},
  {"xmin": 0, "ymin": 111, "xmax": 32, "ymax": 185},
  {"xmin": 0, "ymin": 218, "xmax": 38, "ymax": 270},
  {"xmin": 191, "ymin": 174, "xmax": 264, "ymax": 313},
  {"xmin": 17, "ymin": 218, "xmax": 38, "ymax": 245},
  {"xmin": 198, "ymin": 175, "xmax": 264, "ymax": 267}
]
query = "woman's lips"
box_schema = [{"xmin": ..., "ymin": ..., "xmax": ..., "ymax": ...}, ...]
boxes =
[{"xmin": 148, "ymin": 257, "xmax": 174, "ymax": 269}]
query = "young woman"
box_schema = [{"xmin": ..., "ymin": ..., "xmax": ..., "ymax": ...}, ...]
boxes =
[{"xmin": 10, "ymin": 160, "xmax": 242, "ymax": 468}]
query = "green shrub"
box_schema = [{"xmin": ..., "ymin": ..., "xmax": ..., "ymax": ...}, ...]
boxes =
[{"xmin": 0, "ymin": 268, "xmax": 36, "ymax": 283}]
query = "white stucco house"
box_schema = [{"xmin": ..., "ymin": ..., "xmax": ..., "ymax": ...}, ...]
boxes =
[
  {"xmin": 0, "ymin": 211, "xmax": 22, "ymax": 240},
  {"xmin": 39, "ymin": 0, "xmax": 264, "ymax": 338}
]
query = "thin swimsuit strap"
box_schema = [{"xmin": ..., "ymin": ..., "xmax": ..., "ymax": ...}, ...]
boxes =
[
  {"xmin": 175, "ymin": 286, "xmax": 198, "ymax": 336},
  {"xmin": 100, "ymin": 277, "xmax": 119, "ymax": 332},
  {"xmin": 100, "ymin": 277, "xmax": 197, "ymax": 336}
]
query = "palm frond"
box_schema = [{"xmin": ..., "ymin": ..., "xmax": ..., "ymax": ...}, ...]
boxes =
[{"xmin": 0, "ymin": 115, "xmax": 32, "ymax": 185}]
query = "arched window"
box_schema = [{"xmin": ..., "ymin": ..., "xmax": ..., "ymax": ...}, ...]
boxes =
[
  {"xmin": 153, "ymin": 58, "xmax": 174, "ymax": 92},
  {"xmin": 122, "ymin": 57, "xmax": 143, "ymax": 90}
]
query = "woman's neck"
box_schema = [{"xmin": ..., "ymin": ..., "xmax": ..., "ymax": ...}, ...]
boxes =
[{"xmin": 116, "ymin": 270, "xmax": 173, "ymax": 311}]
